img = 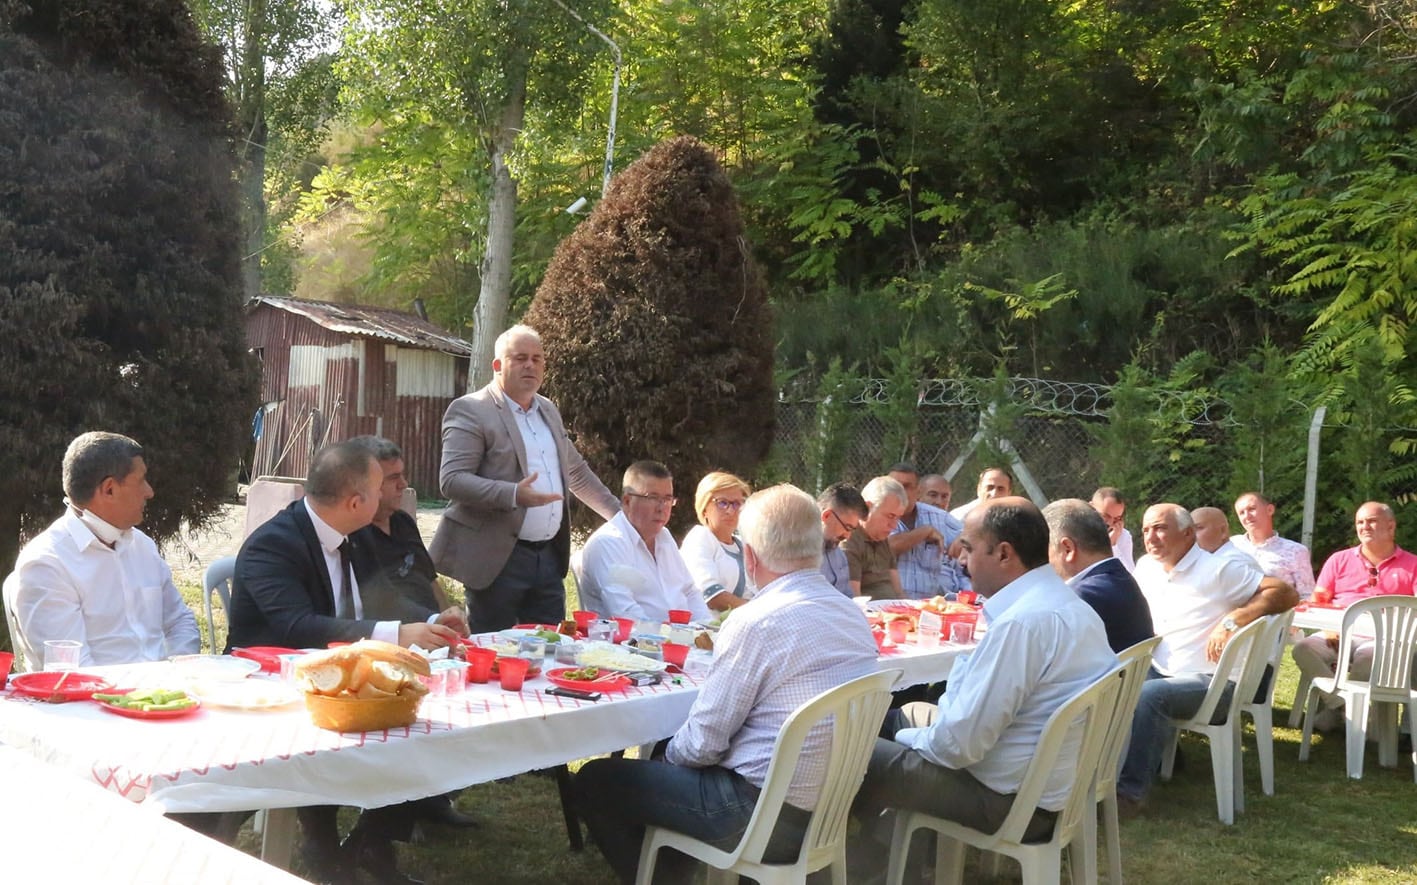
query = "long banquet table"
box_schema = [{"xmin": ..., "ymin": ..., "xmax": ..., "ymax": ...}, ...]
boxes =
[{"xmin": 0, "ymin": 635, "xmax": 969, "ymax": 870}]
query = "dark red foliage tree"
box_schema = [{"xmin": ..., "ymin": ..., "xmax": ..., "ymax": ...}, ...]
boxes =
[
  {"xmin": 0, "ymin": 0, "xmax": 260, "ymax": 648},
  {"xmin": 525, "ymin": 136, "xmax": 775, "ymax": 534}
]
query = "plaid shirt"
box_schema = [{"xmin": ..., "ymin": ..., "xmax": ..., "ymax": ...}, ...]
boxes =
[
  {"xmin": 666, "ymin": 568, "xmax": 878, "ymax": 809},
  {"xmin": 892, "ymin": 503, "xmax": 966, "ymax": 598}
]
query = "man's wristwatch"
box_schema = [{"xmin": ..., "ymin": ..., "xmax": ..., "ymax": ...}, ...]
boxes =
[{"xmin": 1221, "ymin": 616, "xmax": 1239, "ymax": 633}]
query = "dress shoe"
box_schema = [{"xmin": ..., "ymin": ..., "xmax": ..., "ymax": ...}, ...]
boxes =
[
  {"xmin": 342, "ymin": 828, "xmax": 424, "ymax": 885},
  {"xmin": 416, "ymin": 794, "xmax": 479, "ymax": 828},
  {"xmin": 1117, "ymin": 793, "xmax": 1148, "ymax": 821}
]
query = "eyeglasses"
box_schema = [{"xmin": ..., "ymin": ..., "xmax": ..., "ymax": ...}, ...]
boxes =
[
  {"xmin": 828, "ymin": 510, "xmax": 860, "ymax": 534},
  {"xmin": 627, "ymin": 493, "xmax": 677, "ymax": 508},
  {"xmin": 1368, "ymin": 565, "xmax": 1380, "ymax": 588},
  {"xmin": 712, "ymin": 498, "xmax": 743, "ymax": 513}
]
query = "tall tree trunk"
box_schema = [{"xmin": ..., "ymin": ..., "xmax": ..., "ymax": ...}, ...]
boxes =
[
  {"xmin": 238, "ymin": 0, "xmax": 267, "ymax": 302},
  {"xmin": 0, "ymin": 508, "xmax": 18, "ymax": 652},
  {"xmin": 468, "ymin": 71, "xmax": 528, "ymax": 392}
]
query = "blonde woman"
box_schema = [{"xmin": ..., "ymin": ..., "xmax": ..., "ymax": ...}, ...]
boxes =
[{"xmin": 679, "ymin": 472, "xmax": 755, "ymax": 611}]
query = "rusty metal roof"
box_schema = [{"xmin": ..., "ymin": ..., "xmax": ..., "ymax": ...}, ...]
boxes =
[{"xmin": 249, "ymin": 296, "xmax": 472, "ymax": 356}]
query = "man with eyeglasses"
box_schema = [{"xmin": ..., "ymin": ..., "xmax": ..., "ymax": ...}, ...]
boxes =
[
  {"xmin": 817, "ymin": 482, "xmax": 868, "ymax": 596},
  {"xmin": 430, "ymin": 324, "xmax": 620, "ymax": 633},
  {"xmin": 580, "ymin": 460, "xmax": 711, "ymax": 623},
  {"xmin": 1293, "ymin": 501, "xmax": 1417, "ymax": 731},
  {"xmin": 1090, "ymin": 486, "xmax": 1135, "ymax": 572}
]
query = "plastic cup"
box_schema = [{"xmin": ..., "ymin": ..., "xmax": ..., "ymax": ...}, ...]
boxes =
[
  {"xmin": 662, "ymin": 642, "xmax": 690, "ymax": 668},
  {"xmin": 43, "ymin": 639, "xmax": 81, "ymax": 671},
  {"xmin": 497, "ymin": 656, "xmax": 530, "ymax": 691},
  {"xmin": 887, "ymin": 619, "xmax": 910, "ymax": 644},
  {"xmin": 0, "ymin": 650, "xmax": 12, "ymax": 689},
  {"xmin": 518, "ymin": 636, "xmax": 547, "ymax": 658},
  {"xmin": 588, "ymin": 620, "xmax": 615, "ymax": 643},
  {"xmin": 667, "ymin": 609, "xmax": 692, "ymax": 625},
  {"xmin": 465, "ymin": 647, "xmax": 497, "ymax": 684},
  {"xmin": 279, "ymin": 653, "xmax": 304, "ymax": 684},
  {"xmin": 573, "ymin": 610, "xmax": 599, "ymax": 632},
  {"xmin": 950, "ymin": 621, "xmax": 975, "ymax": 644},
  {"xmin": 613, "ymin": 618, "xmax": 635, "ymax": 643},
  {"xmin": 957, "ymin": 590, "xmax": 978, "ymax": 606},
  {"xmin": 443, "ymin": 661, "xmax": 469, "ymax": 695}
]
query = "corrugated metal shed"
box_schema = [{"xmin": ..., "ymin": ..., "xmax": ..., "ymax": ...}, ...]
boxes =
[{"xmin": 245, "ymin": 297, "xmax": 470, "ymax": 493}]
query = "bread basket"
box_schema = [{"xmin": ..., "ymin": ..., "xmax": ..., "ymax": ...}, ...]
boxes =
[{"xmin": 304, "ymin": 690, "xmax": 422, "ymax": 732}]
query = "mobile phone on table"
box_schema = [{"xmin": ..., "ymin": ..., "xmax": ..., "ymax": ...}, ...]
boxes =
[{"xmin": 546, "ymin": 686, "xmax": 602, "ymax": 702}]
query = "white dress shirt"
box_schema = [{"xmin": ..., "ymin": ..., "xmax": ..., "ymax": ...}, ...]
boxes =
[
  {"xmin": 667, "ymin": 568, "xmax": 878, "ymax": 809},
  {"xmin": 679, "ymin": 525, "xmax": 754, "ymax": 604},
  {"xmin": 303, "ymin": 500, "xmax": 398, "ymax": 644},
  {"xmin": 3, "ymin": 509, "xmax": 200, "ymax": 670},
  {"xmin": 1113, "ymin": 528, "xmax": 1135, "ymax": 572},
  {"xmin": 1133, "ymin": 544, "xmax": 1262, "ymax": 676},
  {"xmin": 895, "ymin": 565, "xmax": 1116, "ymax": 811},
  {"xmin": 510, "ymin": 398, "xmax": 565, "ymax": 542},
  {"xmin": 1230, "ymin": 532, "xmax": 1315, "ymax": 598},
  {"xmin": 580, "ymin": 511, "xmax": 711, "ymax": 623}
]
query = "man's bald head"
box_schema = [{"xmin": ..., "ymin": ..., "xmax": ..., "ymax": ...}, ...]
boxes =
[{"xmin": 1190, "ymin": 506, "xmax": 1231, "ymax": 554}]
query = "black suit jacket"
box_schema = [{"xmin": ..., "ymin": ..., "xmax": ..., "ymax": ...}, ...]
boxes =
[
  {"xmin": 1071, "ymin": 557, "xmax": 1155, "ymax": 654},
  {"xmin": 225, "ymin": 500, "xmax": 379, "ymax": 651}
]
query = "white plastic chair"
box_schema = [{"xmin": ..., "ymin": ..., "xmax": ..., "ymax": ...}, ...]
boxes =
[
  {"xmin": 1298, "ymin": 595, "xmax": 1417, "ymax": 781},
  {"xmin": 885, "ymin": 662, "xmax": 1126, "ymax": 885},
  {"xmin": 1238, "ymin": 609, "xmax": 1294, "ymax": 797},
  {"xmin": 202, "ymin": 556, "xmax": 237, "ymax": 653},
  {"xmin": 635, "ymin": 668, "xmax": 900, "ymax": 885},
  {"xmin": 1157, "ymin": 614, "xmax": 1278, "ymax": 825},
  {"xmin": 1085, "ymin": 635, "xmax": 1161, "ymax": 885}
]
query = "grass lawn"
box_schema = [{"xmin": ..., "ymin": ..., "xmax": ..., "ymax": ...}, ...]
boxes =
[{"xmin": 176, "ymin": 582, "xmax": 1417, "ymax": 883}]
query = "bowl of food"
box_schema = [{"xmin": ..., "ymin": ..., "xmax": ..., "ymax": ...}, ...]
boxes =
[{"xmin": 296, "ymin": 640, "xmax": 430, "ymax": 732}]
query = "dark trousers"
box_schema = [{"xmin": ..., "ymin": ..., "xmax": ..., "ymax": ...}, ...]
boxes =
[
  {"xmin": 573, "ymin": 756, "xmax": 811, "ymax": 885},
  {"xmin": 467, "ymin": 541, "xmax": 567, "ymax": 633},
  {"xmin": 299, "ymin": 803, "xmax": 416, "ymax": 851},
  {"xmin": 855, "ymin": 702, "xmax": 1057, "ymax": 851}
]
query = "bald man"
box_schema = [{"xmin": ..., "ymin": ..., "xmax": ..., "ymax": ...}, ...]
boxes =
[
  {"xmin": 1190, "ymin": 506, "xmax": 1258, "ymax": 567},
  {"xmin": 1118, "ymin": 503, "xmax": 1296, "ymax": 809}
]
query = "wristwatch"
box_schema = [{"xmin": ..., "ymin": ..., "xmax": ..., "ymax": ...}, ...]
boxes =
[{"xmin": 1221, "ymin": 616, "xmax": 1239, "ymax": 633}]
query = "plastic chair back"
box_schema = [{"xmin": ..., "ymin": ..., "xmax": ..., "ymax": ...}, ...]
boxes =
[
  {"xmin": 1098, "ymin": 636, "xmax": 1162, "ymax": 796},
  {"xmin": 1338, "ymin": 596, "xmax": 1417, "ymax": 703},
  {"xmin": 1184, "ymin": 615, "xmax": 1271, "ymax": 728},
  {"xmin": 203, "ymin": 556, "xmax": 237, "ymax": 652}
]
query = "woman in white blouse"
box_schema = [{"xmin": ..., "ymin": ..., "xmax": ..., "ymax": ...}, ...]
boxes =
[{"xmin": 679, "ymin": 472, "xmax": 755, "ymax": 611}]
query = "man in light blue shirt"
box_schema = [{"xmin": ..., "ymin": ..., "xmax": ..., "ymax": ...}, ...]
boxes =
[
  {"xmin": 886, "ymin": 462, "xmax": 965, "ymax": 598},
  {"xmin": 852, "ymin": 497, "xmax": 1116, "ymax": 859},
  {"xmin": 817, "ymin": 482, "xmax": 867, "ymax": 596}
]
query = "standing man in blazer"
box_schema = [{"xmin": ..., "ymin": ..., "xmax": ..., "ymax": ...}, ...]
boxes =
[
  {"xmin": 1042, "ymin": 498, "xmax": 1154, "ymax": 653},
  {"xmin": 431, "ymin": 324, "xmax": 620, "ymax": 633}
]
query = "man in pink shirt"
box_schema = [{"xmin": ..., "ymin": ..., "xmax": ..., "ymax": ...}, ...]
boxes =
[{"xmin": 1293, "ymin": 501, "xmax": 1417, "ymax": 729}]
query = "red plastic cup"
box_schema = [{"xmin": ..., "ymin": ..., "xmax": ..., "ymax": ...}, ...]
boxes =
[
  {"xmin": 667, "ymin": 609, "xmax": 692, "ymax": 625},
  {"xmin": 613, "ymin": 617, "xmax": 635, "ymax": 643},
  {"xmin": 0, "ymin": 651, "xmax": 12, "ymax": 689},
  {"xmin": 465, "ymin": 647, "xmax": 497, "ymax": 684},
  {"xmin": 1313, "ymin": 587, "xmax": 1334, "ymax": 605},
  {"xmin": 573, "ymin": 610, "xmax": 599, "ymax": 632},
  {"xmin": 888, "ymin": 619, "xmax": 910, "ymax": 644},
  {"xmin": 872, "ymin": 627, "xmax": 887, "ymax": 652},
  {"xmin": 497, "ymin": 656, "xmax": 530, "ymax": 691},
  {"xmin": 662, "ymin": 642, "xmax": 690, "ymax": 667},
  {"xmin": 957, "ymin": 590, "xmax": 978, "ymax": 606}
]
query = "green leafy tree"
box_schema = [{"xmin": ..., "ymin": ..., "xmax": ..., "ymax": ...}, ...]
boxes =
[
  {"xmin": 525, "ymin": 137, "xmax": 775, "ymax": 535},
  {"xmin": 0, "ymin": 0, "xmax": 260, "ymax": 649}
]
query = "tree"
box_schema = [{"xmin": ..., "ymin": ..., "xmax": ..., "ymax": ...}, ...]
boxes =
[
  {"xmin": 525, "ymin": 137, "xmax": 776, "ymax": 534},
  {"xmin": 0, "ymin": 0, "xmax": 260, "ymax": 645}
]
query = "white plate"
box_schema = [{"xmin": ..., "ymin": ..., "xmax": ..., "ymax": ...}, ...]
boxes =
[
  {"xmin": 575, "ymin": 642, "xmax": 670, "ymax": 673},
  {"xmin": 169, "ymin": 655, "xmax": 261, "ymax": 682},
  {"xmin": 188, "ymin": 680, "xmax": 301, "ymax": 710}
]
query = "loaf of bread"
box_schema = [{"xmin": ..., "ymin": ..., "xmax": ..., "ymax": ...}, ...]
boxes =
[{"xmin": 296, "ymin": 640, "xmax": 431, "ymax": 731}]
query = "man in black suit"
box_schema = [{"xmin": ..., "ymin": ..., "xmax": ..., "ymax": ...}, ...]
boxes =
[
  {"xmin": 228, "ymin": 440, "xmax": 459, "ymax": 884},
  {"xmin": 1043, "ymin": 498, "xmax": 1154, "ymax": 653}
]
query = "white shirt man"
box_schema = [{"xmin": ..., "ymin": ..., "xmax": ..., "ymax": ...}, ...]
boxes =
[
  {"xmin": 1091, "ymin": 487, "xmax": 1134, "ymax": 572},
  {"xmin": 948, "ymin": 467, "xmax": 1013, "ymax": 522},
  {"xmin": 5, "ymin": 433, "xmax": 200, "ymax": 670},
  {"xmin": 579, "ymin": 461, "xmax": 711, "ymax": 624}
]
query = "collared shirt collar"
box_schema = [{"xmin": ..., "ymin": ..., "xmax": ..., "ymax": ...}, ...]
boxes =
[
  {"xmin": 303, "ymin": 497, "xmax": 347, "ymax": 553},
  {"xmin": 1166, "ymin": 542, "xmax": 1205, "ymax": 576},
  {"xmin": 982, "ymin": 565, "xmax": 1056, "ymax": 620},
  {"xmin": 60, "ymin": 507, "xmax": 129, "ymax": 551}
]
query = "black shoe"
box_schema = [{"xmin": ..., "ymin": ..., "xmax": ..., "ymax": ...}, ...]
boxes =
[
  {"xmin": 342, "ymin": 829, "xmax": 424, "ymax": 885},
  {"xmin": 416, "ymin": 795, "xmax": 479, "ymax": 828},
  {"xmin": 298, "ymin": 839, "xmax": 349, "ymax": 884}
]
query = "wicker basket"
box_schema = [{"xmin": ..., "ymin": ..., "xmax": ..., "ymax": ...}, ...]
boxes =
[{"xmin": 303, "ymin": 691, "xmax": 422, "ymax": 732}]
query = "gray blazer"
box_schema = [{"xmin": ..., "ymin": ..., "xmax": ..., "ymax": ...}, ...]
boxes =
[{"xmin": 429, "ymin": 381, "xmax": 619, "ymax": 591}]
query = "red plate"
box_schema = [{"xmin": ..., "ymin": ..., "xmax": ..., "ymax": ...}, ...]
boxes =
[
  {"xmin": 880, "ymin": 604, "xmax": 918, "ymax": 615},
  {"xmin": 544, "ymin": 667, "xmax": 630, "ymax": 692},
  {"xmin": 97, "ymin": 697, "xmax": 202, "ymax": 720},
  {"xmin": 232, "ymin": 646, "xmax": 301, "ymax": 673},
  {"xmin": 8, "ymin": 671, "xmax": 113, "ymax": 702}
]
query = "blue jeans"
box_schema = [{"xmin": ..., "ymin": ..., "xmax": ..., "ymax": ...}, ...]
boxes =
[
  {"xmin": 574, "ymin": 757, "xmax": 810, "ymax": 885},
  {"xmin": 1117, "ymin": 667, "xmax": 1232, "ymax": 800}
]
